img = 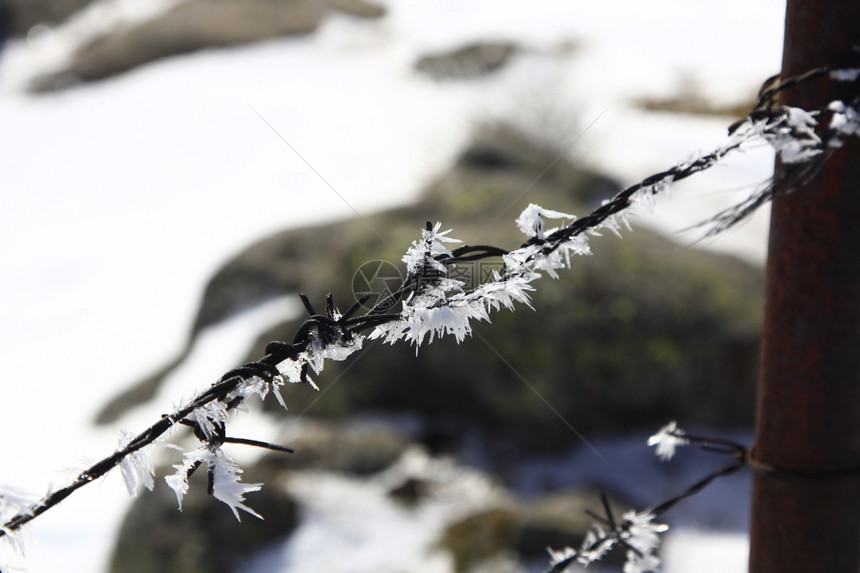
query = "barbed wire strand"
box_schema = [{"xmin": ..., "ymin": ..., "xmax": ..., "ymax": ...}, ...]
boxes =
[{"xmin": 1, "ymin": 62, "xmax": 858, "ymax": 569}]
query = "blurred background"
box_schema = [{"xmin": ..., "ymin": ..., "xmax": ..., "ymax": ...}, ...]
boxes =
[{"xmin": 0, "ymin": 0, "xmax": 786, "ymax": 571}]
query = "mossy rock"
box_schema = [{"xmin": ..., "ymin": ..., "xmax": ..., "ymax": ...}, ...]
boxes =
[
  {"xmin": 440, "ymin": 508, "xmax": 519, "ymax": 572},
  {"xmin": 97, "ymin": 121, "xmax": 763, "ymax": 448},
  {"xmin": 438, "ymin": 490, "xmax": 629, "ymax": 572}
]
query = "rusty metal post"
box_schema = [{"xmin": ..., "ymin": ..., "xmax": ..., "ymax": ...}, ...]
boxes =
[{"xmin": 748, "ymin": 2, "xmax": 860, "ymax": 572}]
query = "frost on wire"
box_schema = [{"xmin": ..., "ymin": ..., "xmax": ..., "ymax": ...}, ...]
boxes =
[
  {"xmin": 647, "ymin": 421, "xmax": 690, "ymax": 462},
  {"xmin": 547, "ymin": 508, "xmax": 669, "ymax": 573},
  {"xmin": 166, "ymin": 446, "xmax": 262, "ymax": 521},
  {"xmin": 2, "ymin": 64, "xmax": 859, "ymax": 573}
]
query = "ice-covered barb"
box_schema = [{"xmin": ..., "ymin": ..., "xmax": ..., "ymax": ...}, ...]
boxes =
[
  {"xmin": 648, "ymin": 421, "xmax": 689, "ymax": 461},
  {"xmin": 402, "ymin": 221, "xmax": 461, "ymax": 276},
  {"xmin": 117, "ymin": 429, "xmax": 155, "ymax": 497},
  {"xmin": 549, "ymin": 523, "xmax": 616, "ymax": 569},
  {"xmin": 765, "ymin": 106, "xmax": 823, "ymax": 164},
  {"xmin": 829, "ymin": 100, "xmax": 860, "ymax": 144},
  {"xmin": 620, "ymin": 511, "xmax": 668, "ymax": 573},
  {"xmin": 508, "ymin": 203, "xmax": 595, "ymax": 280},
  {"xmin": 546, "ymin": 508, "xmax": 666, "ymax": 572},
  {"xmin": 303, "ymin": 324, "xmax": 365, "ymax": 376},
  {"xmin": 630, "ymin": 176, "xmax": 673, "ymax": 213},
  {"xmin": 276, "ymin": 326, "xmax": 364, "ymax": 389},
  {"xmin": 191, "ymin": 399, "xmax": 231, "ymax": 440},
  {"xmin": 208, "ymin": 451, "xmax": 263, "ymax": 521},
  {"xmin": 233, "ymin": 372, "xmax": 288, "ymax": 411},
  {"xmin": 516, "ymin": 203, "xmax": 576, "ymax": 240},
  {"xmin": 577, "ymin": 525, "xmax": 615, "ymax": 564},
  {"xmin": 165, "ymin": 446, "xmax": 262, "ymax": 521}
]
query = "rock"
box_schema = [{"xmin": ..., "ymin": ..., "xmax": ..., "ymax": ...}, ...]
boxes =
[
  {"xmin": 440, "ymin": 508, "xmax": 518, "ymax": 572},
  {"xmin": 255, "ymin": 418, "xmax": 412, "ymax": 476},
  {"xmin": 415, "ymin": 41, "xmax": 518, "ymax": 80},
  {"xmin": 105, "ymin": 421, "xmax": 655, "ymax": 573},
  {"xmin": 28, "ymin": 0, "xmax": 386, "ymax": 92},
  {"xmin": 438, "ymin": 489, "xmax": 630, "ymax": 572},
  {"xmin": 108, "ymin": 461, "xmax": 298, "ymax": 573},
  {"xmin": 632, "ymin": 75, "xmax": 757, "ymax": 118},
  {"xmin": 96, "ymin": 121, "xmax": 763, "ymax": 450},
  {"xmin": 325, "ymin": 0, "xmax": 385, "ymax": 19},
  {"xmin": 387, "ymin": 476, "xmax": 429, "ymax": 506},
  {"xmin": 108, "ymin": 418, "xmax": 409, "ymax": 572},
  {"xmin": 512, "ymin": 490, "xmax": 609, "ymax": 559},
  {"xmin": 0, "ymin": 0, "xmax": 93, "ymax": 38}
]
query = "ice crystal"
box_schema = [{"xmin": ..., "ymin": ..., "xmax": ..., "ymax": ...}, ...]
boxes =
[
  {"xmin": 117, "ymin": 429, "xmax": 155, "ymax": 497},
  {"xmin": 624, "ymin": 549, "xmax": 662, "ymax": 573},
  {"xmin": 402, "ymin": 221, "xmax": 461, "ymax": 276},
  {"xmin": 630, "ymin": 176, "xmax": 673, "ymax": 212},
  {"xmin": 591, "ymin": 208, "xmax": 633, "ymax": 239},
  {"xmin": 371, "ymin": 294, "xmax": 489, "ymax": 347},
  {"xmin": 829, "ymin": 101, "xmax": 860, "ymax": 144},
  {"xmin": 0, "ymin": 487, "xmax": 35, "ymax": 523},
  {"xmin": 547, "ymin": 510, "xmax": 666, "ymax": 573},
  {"xmin": 208, "ymin": 451, "xmax": 263, "ymax": 521},
  {"xmin": 515, "ymin": 203, "xmax": 576, "ymax": 240},
  {"xmin": 577, "ymin": 525, "xmax": 615, "ymax": 565},
  {"xmin": 227, "ymin": 373, "xmax": 288, "ymax": 411},
  {"xmin": 502, "ymin": 244, "xmax": 542, "ymax": 275},
  {"xmin": 192, "ymin": 399, "xmax": 230, "ymax": 440},
  {"xmin": 460, "ymin": 271, "xmax": 536, "ymax": 312},
  {"xmin": 371, "ymin": 232, "xmax": 543, "ymax": 348},
  {"xmin": 0, "ymin": 485, "xmax": 36, "ymax": 555},
  {"xmin": 277, "ymin": 357, "xmax": 305, "ymax": 385},
  {"xmin": 620, "ymin": 511, "xmax": 667, "ymax": 573},
  {"xmin": 304, "ymin": 326, "xmax": 364, "ymax": 373},
  {"xmin": 547, "ymin": 545, "xmax": 578, "ymax": 570},
  {"xmin": 830, "ymin": 67, "xmax": 860, "ymax": 82},
  {"xmin": 647, "ymin": 421, "xmax": 689, "ymax": 461},
  {"xmin": 763, "ymin": 106, "xmax": 822, "ymax": 164},
  {"xmin": 0, "ymin": 525, "xmax": 25, "ymax": 557},
  {"xmin": 273, "ymin": 331, "xmax": 362, "ymax": 391},
  {"xmin": 165, "ymin": 446, "xmax": 262, "ymax": 520}
]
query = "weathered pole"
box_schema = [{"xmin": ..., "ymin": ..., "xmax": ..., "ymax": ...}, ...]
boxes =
[{"xmin": 748, "ymin": 2, "xmax": 860, "ymax": 572}]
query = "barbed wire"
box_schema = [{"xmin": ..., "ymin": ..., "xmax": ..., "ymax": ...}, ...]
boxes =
[
  {"xmin": 1, "ymin": 59, "xmax": 858, "ymax": 572},
  {"xmin": 547, "ymin": 416, "xmax": 860, "ymax": 573}
]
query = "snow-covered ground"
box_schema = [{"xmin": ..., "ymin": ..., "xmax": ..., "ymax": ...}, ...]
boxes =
[{"xmin": 0, "ymin": 0, "xmax": 786, "ymax": 570}]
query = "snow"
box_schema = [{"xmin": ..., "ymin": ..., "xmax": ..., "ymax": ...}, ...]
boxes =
[
  {"xmin": 241, "ymin": 447, "xmax": 505, "ymax": 573},
  {"xmin": 663, "ymin": 530, "xmax": 749, "ymax": 573},
  {"xmin": 0, "ymin": 0, "xmax": 787, "ymax": 570}
]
